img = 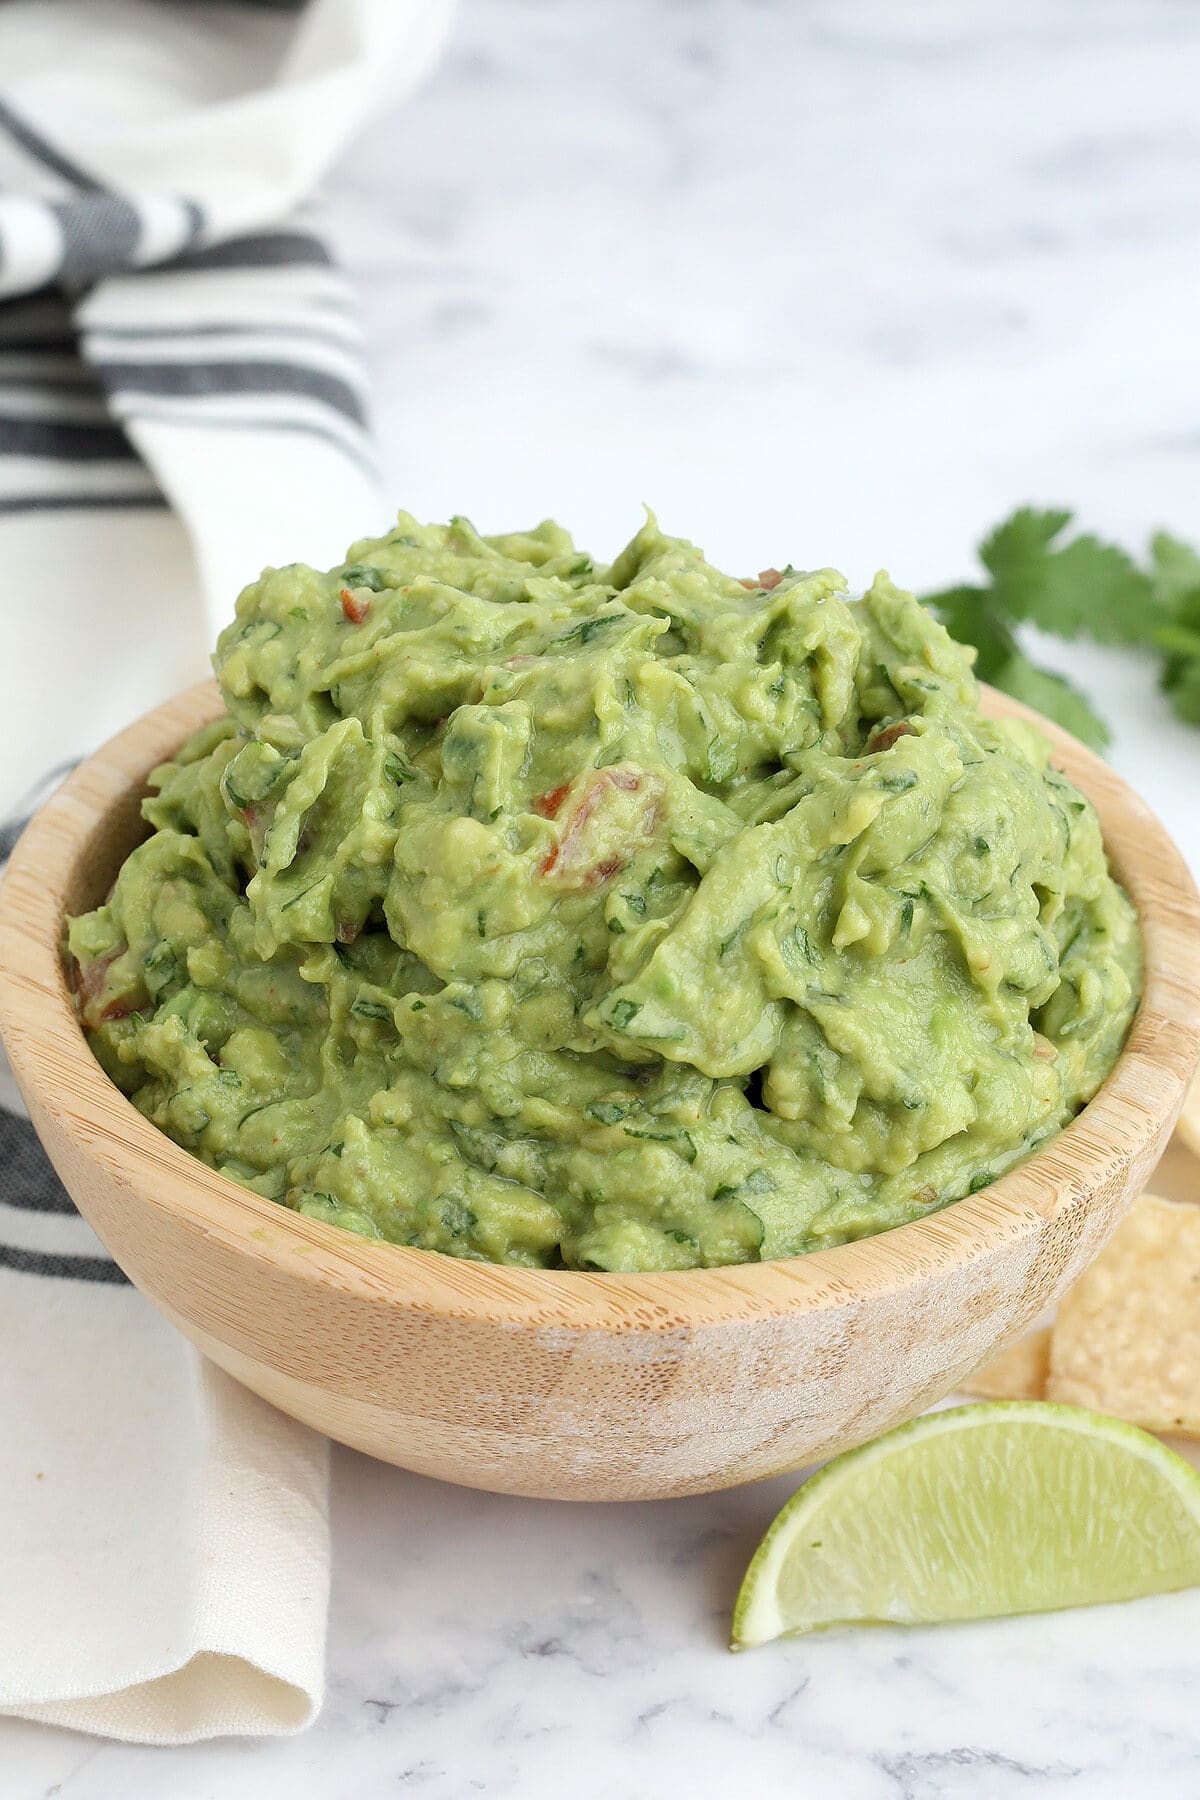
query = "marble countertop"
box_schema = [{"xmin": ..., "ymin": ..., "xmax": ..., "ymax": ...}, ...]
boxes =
[
  {"xmin": 11, "ymin": 1, "xmax": 1200, "ymax": 1793},
  {"xmin": 10, "ymin": 1450, "xmax": 1200, "ymax": 1800}
]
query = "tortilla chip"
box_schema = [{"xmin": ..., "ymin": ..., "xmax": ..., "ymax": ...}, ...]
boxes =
[
  {"xmin": 1175, "ymin": 1068, "xmax": 1200, "ymax": 1164},
  {"xmin": 960, "ymin": 1327, "xmax": 1052, "ymax": 1400},
  {"xmin": 1047, "ymin": 1193, "xmax": 1200, "ymax": 1435}
]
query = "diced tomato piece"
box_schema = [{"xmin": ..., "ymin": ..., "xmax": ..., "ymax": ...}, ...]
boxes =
[
  {"xmin": 99, "ymin": 998, "xmax": 143, "ymax": 1024},
  {"xmin": 866, "ymin": 720, "xmax": 916, "ymax": 754},
  {"xmin": 75, "ymin": 949, "xmax": 143, "ymax": 1029},
  {"xmin": 539, "ymin": 768, "xmax": 660, "ymax": 886},
  {"xmin": 335, "ymin": 920, "xmax": 360, "ymax": 945},
  {"xmin": 739, "ymin": 568, "xmax": 784, "ymax": 591},
  {"xmin": 532, "ymin": 783, "xmax": 572, "ymax": 819},
  {"xmin": 75, "ymin": 949, "xmax": 117, "ymax": 1012},
  {"xmin": 605, "ymin": 769, "xmax": 644, "ymax": 793},
  {"xmin": 242, "ymin": 801, "xmax": 268, "ymax": 860},
  {"xmin": 584, "ymin": 854, "xmax": 622, "ymax": 887},
  {"xmin": 340, "ymin": 586, "xmax": 371, "ymax": 625}
]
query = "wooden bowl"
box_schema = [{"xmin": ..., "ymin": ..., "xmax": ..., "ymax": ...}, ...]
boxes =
[{"xmin": 2, "ymin": 681, "xmax": 1199, "ymax": 1501}]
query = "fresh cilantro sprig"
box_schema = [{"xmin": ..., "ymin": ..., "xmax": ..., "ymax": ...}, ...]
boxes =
[
  {"xmin": 922, "ymin": 507, "xmax": 1200, "ymax": 751},
  {"xmin": 1147, "ymin": 532, "xmax": 1200, "ymax": 726}
]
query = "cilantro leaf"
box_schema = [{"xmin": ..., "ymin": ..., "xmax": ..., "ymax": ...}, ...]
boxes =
[
  {"xmin": 1147, "ymin": 536, "xmax": 1200, "ymax": 724},
  {"xmin": 979, "ymin": 508, "xmax": 1073, "ymax": 572},
  {"xmin": 921, "ymin": 506, "xmax": 1200, "ymax": 750},
  {"xmin": 915, "ymin": 498, "xmax": 1200, "ymax": 748},
  {"xmin": 1149, "ymin": 532, "xmax": 1200, "ymax": 610},
  {"xmin": 1161, "ymin": 653, "xmax": 1200, "ymax": 726},
  {"xmin": 925, "ymin": 584, "xmax": 1013, "ymax": 673},
  {"xmin": 991, "ymin": 655, "xmax": 1111, "ymax": 751},
  {"xmin": 978, "ymin": 508, "xmax": 1160, "ymax": 646},
  {"xmin": 924, "ymin": 581, "xmax": 1110, "ymax": 749}
]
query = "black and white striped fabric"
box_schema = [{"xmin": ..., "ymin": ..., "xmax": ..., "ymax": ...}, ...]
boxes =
[
  {"xmin": 0, "ymin": 0, "xmax": 450, "ymax": 1279},
  {"xmin": 0, "ymin": 0, "xmax": 450, "ymax": 1741},
  {"xmin": 0, "ymin": 1110, "xmax": 126, "ymax": 1285},
  {"xmin": 1, "ymin": 230, "xmax": 376, "ymax": 515},
  {"xmin": 0, "ymin": 768, "xmax": 129, "ymax": 1284},
  {"xmin": 0, "ymin": 0, "xmax": 453, "ymax": 813},
  {"xmin": 0, "ymin": 195, "xmax": 379, "ymax": 1289},
  {"xmin": 0, "ymin": 213, "xmax": 378, "ymax": 1285}
]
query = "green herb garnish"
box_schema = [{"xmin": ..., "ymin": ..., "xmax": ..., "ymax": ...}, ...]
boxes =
[{"xmin": 921, "ymin": 507, "xmax": 1200, "ymax": 750}]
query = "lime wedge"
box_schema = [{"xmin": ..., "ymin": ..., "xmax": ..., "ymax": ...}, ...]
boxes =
[{"xmin": 732, "ymin": 1402, "xmax": 1200, "ymax": 1648}]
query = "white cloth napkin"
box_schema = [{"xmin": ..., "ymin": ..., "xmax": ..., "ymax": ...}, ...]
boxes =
[
  {"xmin": 0, "ymin": 1246, "xmax": 331, "ymax": 1743},
  {"xmin": 0, "ymin": 0, "xmax": 452, "ymax": 1743}
]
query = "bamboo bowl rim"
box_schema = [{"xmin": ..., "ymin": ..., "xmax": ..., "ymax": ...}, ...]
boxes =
[{"xmin": 2, "ymin": 678, "xmax": 1198, "ymax": 1336}]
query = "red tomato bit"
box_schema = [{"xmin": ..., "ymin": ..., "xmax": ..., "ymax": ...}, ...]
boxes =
[
  {"xmin": 75, "ymin": 949, "xmax": 144, "ymax": 1029},
  {"xmin": 75, "ymin": 948, "xmax": 118, "ymax": 1015},
  {"xmin": 865, "ymin": 720, "xmax": 916, "ymax": 754},
  {"xmin": 340, "ymin": 586, "xmax": 371, "ymax": 625},
  {"xmin": 242, "ymin": 801, "xmax": 269, "ymax": 860},
  {"xmin": 532, "ymin": 783, "xmax": 572, "ymax": 819},
  {"xmin": 539, "ymin": 769, "xmax": 660, "ymax": 885},
  {"xmin": 585, "ymin": 855, "xmax": 622, "ymax": 887}
]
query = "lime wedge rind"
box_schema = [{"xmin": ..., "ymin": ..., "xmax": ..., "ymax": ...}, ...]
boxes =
[{"xmin": 732, "ymin": 1401, "xmax": 1200, "ymax": 1649}]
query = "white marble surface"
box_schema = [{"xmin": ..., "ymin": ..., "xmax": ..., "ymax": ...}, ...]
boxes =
[
  {"xmin": 6, "ymin": 1448, "xmax": 1200, "ymax": 1799},
  {"xmin": 11, "ymin": 1, "xmax": 1200, "ymax": 1793}
]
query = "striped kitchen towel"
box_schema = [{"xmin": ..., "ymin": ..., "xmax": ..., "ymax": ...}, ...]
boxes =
[
  {"xmin": 0, "ymin": 0, "xmax": 452, "ymax": 1744},
  {"xmin": 1, "ymin": 0, "xmax": 452, "ymax": 817}
]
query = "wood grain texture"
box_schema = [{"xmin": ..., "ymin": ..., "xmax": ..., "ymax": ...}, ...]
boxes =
[{"xmin": 1, "ymin": 680, "xmax": 1198, "ymax": 1500}]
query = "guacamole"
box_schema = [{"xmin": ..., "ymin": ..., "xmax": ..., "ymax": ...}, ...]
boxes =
[{"xmin": 68, "ymin": 513, "xmax": 1141, "ymax": 1272}]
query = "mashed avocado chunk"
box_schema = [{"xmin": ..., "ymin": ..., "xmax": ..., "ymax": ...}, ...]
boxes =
[{"xmin": 68, "ymin": 513, "xmax": 1141, "ymax": 1271}]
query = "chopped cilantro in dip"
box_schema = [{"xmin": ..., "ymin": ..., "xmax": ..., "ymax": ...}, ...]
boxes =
[{"xmin": 67, "ymin": 512, "xmax": 1141, "ymax": 1272}]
